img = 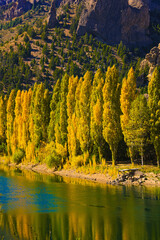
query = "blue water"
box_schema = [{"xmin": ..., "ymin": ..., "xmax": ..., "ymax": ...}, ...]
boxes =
[{"xmin": 0, "ymin": 166, "xmax": 160, "ymax": 240}]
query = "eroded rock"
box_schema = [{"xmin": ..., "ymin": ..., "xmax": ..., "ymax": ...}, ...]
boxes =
[
  {"xmin": 3, "ymin": 0, "xmax": 34, "ymax": 20},
  {"xmin": 77, "ymin": 0, "xmax": 151, "ymax": 46},
  {"xmin": 47, "ymin": 0, "xmax": 57, "ymax": 28},
  {"xmin": 141, "ymin": 44, "xmax": 160, "ymax": 79}
]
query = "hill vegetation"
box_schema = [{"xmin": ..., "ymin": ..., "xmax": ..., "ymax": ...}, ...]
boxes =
[
  {"xmin": 0, "ymin": 1, "xmax": 159, "ymax": 170},
  {"xmin": 0, "ymin": 66, "xmax": 159, "ymax": 169},
  {"xmin": 0, "ymin": 2, "xmax": 148, "ymax": 94}
]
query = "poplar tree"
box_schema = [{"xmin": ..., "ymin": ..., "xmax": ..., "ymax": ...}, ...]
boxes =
[
  {"xmin": 48, "ymin": 80, "xmax": 60, "ymax": 142},
  {"xmin": 29, "ymin": 83, "xmax": 37, "ymax": 143},
  {"xmin": 42, "ymin": 89, "xmax": 50, "ymax": 141},
  {"xmin": 126, "ymin": 95, "xmax": 150, "ymax": 165},
  {"xmin": 11, "ymin": 90, "xmax": 22, "ymax": 153},
  {"xmin": 103, "ymin": 65, "xmax": 122, "ymax": 166},
  {"xmin": 74, "ymin": 77, "xmax": 83, "ymax": 155},
  {"xmin": 0, "ymin": 96, "xmax": 7, "ymax": 143},
  {"xmin": 21, "ymin": 90, "xmax": 32, "ymax": 150},
  {"xmin": 7, "ymin": 89, "xmax": 16, "ymax": 154},
  {"xmin": 148, "ymin": 67, "xmax": 160, "ymax": 167},
  {"xmin": 120, "ymin": 67, "xmax": 136, "ymax": 163},
  {"xmin": 33, "ymin": 83, "xmax": 45, "ymax": 147},
  {"xmin": 79, "ymin": 71, "xmax": 92, "ymax": 154},
  {"xmin": 67, "ymin": 76, "xmax": 79, "ymax": 158},
  {"xmin": 90, "ymin": 69, "xmax": 104, "ymax": 161},
  {"xmin": 59, "ymin": 74, "xmax": 69, "ymax": 146}
]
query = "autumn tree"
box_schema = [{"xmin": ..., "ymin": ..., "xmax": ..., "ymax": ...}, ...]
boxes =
[
  {"xmin": 48, "ymin": 80, "xmax": 60, "ymax": 142},
  {"xmin": 103, "ymin": 65, "xmax": 122, "ymax": 166},
  {"xmin": 11, "ymin": 90, "xmax": 22, "ymax": 153},
  {"xmin": 148, "ymin": 67, "xmax": 160, "ymax": 167},
  {"xmin": 0, "ymin": 96, "xmax": 7, "ymax": 144},
  {"xmin": 67, "ymin": 75, "xmax": 79, "ymax": 158},
  {"xmin": 78, "ymin": 71, "xmax": 92, "ymax": 155},
  {"xmin": 74, "ymin": 77, "xmax": 83, "ymax": 155},
  {"xmin": 32, "ymin": 83, "xmax": 45, "ymax": 147},
  {"xmin": 126, "ymin": 95, "xmax": 150, "ymax": 165},
  {"xmin": 42, "ymin": 89, "xmax": 50, "ymax": 141},
  {"xmin": 120, "ymin": 67, "xmax": 136, "ymax": 164},
  {"xmin": 6, "ymin": 89, "xmax": 16, "ymax": 154},
  {"xmin": 21, "ymin": 89, "xmax": 32, "ymax": 150},
  {"xmin": 56, "ymin": 74, "xmax": 69, "ymax": 146},
  {"xmin": 90, "ymin": 69, "xmax": 104, "ymax": 161}
]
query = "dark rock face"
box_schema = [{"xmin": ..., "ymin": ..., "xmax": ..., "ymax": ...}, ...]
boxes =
[
  {"xmin": 2, "ymin": 0, "xmax": 36, "ymax": 20},
  {"xmin": 141, "ymin": 43, "xmax": 160, "ymax": 79},
  {"xmin": 77, "ymin": 0, "xmax": 151, "ymax": 46},
  {"xmin": 47, "ymin": 0, "xmax": 57, "ymax": 28},
  {"xmin": 4, "ymin": 0, "xmax": 32, "ymax": 20}
]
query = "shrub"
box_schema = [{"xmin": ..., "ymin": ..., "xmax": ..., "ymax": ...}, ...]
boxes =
[
  {"xmin": 12, "ymin": 149, "xmax": 25, "ymax": 164},
  {"xmin": 45, "ymin": 152, "xmax": 61, "ymax": 168},
  {"xmin": 71, "ymin": 155, "xmax": 84, "ymax": 167},
  {"xmin": 0, "ymin": 143, "xmax": 7, "ymax": 155}
]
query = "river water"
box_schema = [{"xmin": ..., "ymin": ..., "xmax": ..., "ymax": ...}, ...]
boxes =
[{"xmin": 0, "ymin": 165, "xmax": 160, "ymax": 240}]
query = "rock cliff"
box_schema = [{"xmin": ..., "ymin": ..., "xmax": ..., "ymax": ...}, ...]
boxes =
[
  {"xmin": 2, "ymin": 0, "xmax": 37, "ymax": 20},
  {"xmin": 77, "ymin": 0, "xmax": 151, "ymax": 46},
  {"xmin": 141, "ymin": 44, "xmax": 160, "ymax": 79},
  {"xmin": 47, "ymin": 0, "xmax": 57, "ymax": 28}
]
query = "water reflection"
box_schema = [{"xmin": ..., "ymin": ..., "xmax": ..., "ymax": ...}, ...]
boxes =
[{"xmin": 0, "ymin": 165, "xmax": 160, "ymax": 240}]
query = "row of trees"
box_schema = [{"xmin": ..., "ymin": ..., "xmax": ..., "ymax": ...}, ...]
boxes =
[{"xmin": 0, "ymin": 66, "xmax": 159, "ymax": 166}]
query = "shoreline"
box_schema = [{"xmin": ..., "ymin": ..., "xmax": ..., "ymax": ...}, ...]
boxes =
[{"xmin": 6, "ymin": 162, "xmax": 160, "ymax": 187}]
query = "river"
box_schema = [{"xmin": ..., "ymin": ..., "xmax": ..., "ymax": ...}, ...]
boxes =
[{"xmin": 0, "ymin": 165, "xmax": 160, "ymax": 240}]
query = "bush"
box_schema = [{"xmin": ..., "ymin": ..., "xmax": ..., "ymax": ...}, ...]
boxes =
[
  {"xmin": 0, "ymin": 143, "xmax": 7, "ymax": 154},
  {"xmin": 45, "ymin": 152, "xmax": 61, "ymax": 168},
  {"xmin": 12, "ymin": 149, "xmax": 25, "ymax": 164},
  {"xmin": 71, "ymin": 155, "xmax": 84, "ymax": 167}
]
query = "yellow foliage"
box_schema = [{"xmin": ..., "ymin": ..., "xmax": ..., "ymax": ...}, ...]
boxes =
[
  {"xmin": 108, "ymin": 166, "xmax": 118, "ymax": 179},
  {"xmin": 25, "ymin": 141, "xmax": 35, "ymax": 162},
  {"xmin": 71, "ymin": 155, "xmax": 84, "ymax": 168},
  {"xmin": 101, "ymin": 158, "xmax": 106, "ymax": 167},
  {"xmin": 92, "ymin": 154, "xmax": 96, "ymax": 170},
  {"xmin": 83, "ymin": 151, "xmax": 89, "ymax": 166},
  {"xmin": 55, "ymin": 143, "xmax": 67, "ymax": 159}
]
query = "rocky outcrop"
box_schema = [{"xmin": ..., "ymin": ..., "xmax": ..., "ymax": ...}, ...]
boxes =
[
  {"xmin": 77, "ymin": 0, "xmax": 151, "ymax": 46},
  {"xmin": 145, "ymin": 44, "xmax": 160, "ymax": 66},
  {"xmin": 2, "ymin": 0, "xmax": 37, "ymax": 20},
  {"xmin": 141, "ymin": 44, "xmax": 160, "ymax": 79},
  {"xmin": 47, "ymin": 0, "xmax": 57, "ymax": 28}
]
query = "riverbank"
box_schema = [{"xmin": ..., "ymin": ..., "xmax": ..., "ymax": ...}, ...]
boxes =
[{"xmin": 6, "ymin": 161, "xmax": 160, "ymax": 186}]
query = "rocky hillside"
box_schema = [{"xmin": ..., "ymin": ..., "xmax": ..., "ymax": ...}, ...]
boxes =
[
  {"xmin": 0, "ymin": 0, "xmax": 36, "ymax": 20},
  {"xmin": 1, "ymin": 0, "xmax": 160, "ymax": 47}
]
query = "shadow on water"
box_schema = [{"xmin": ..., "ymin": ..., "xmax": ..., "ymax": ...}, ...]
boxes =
[{"xmin": 0, "ymin": 164, "xmax": 160, "ymax": 240}]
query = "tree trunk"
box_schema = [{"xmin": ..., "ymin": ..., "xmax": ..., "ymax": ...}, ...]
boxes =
[
  {"xmin": 112, "ymin": 147, "xmax": 116, "ymax": 167},
  {"xmin": 155, "ymin": 148, "xmax": 160, "ymax": 168},
  {"xmin": 141, "ymin": 146, "xmax": 144, "ymax": 166},
  {"xmin": 129, "ymin": 146, "xmax": 134, "ymax": 166},
  {"xmin": 98, "ymin": 146, "xmax": 102, "ymax": 163}
]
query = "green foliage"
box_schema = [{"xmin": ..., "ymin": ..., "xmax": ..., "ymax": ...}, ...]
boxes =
[
  {"xmin": 0, "ymin": 2, "xmax": 159, "ymax": 167},
  {"xmin": 103, "ymin": 66, "xmax": 122, "ymax": 166},
  {"xmin": 45, "ymin": 153, "xmax": 61, "ymax": 168},
  {"xmin": 12, "ymin": 149, "xmax": 25, "ymax": 164},
  {"xmin": 0, "ymin": 143, "xmax": 7, "ymax": 155},
  {"xmin": 126, "ymin": 95, "xmax": 150, "ymax": 165},
  {"xmin": 148, "ymin": 67, "xmax": 160, "ymax": 167},
  {"xmin": 70, "ymin": 3, "xmax": 83, "ymax": 34}
]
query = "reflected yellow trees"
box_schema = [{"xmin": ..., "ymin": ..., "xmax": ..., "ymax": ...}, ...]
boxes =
[{"xmin": 0, "ymin": 165, "xmax": 160, "ymax": 240}]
